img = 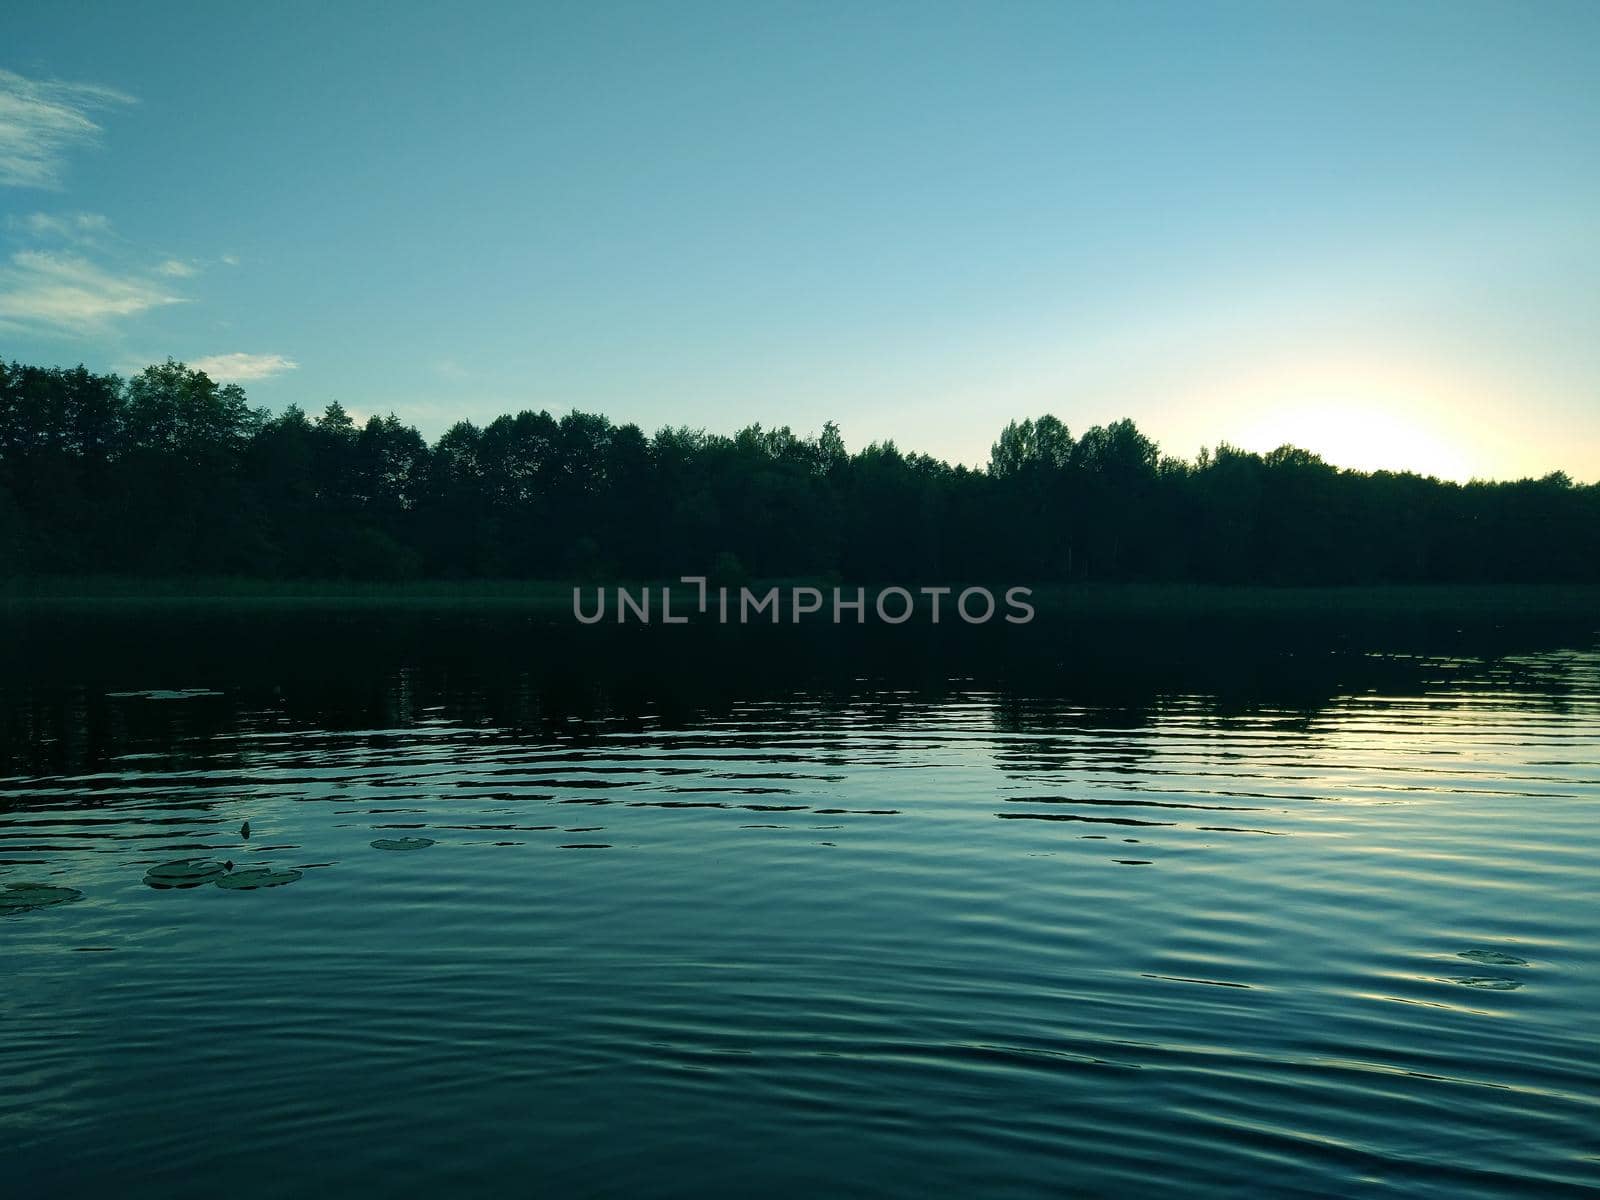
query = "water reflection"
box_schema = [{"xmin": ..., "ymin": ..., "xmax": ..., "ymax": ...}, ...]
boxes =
[{"xmin": 2, "ymin": 613, "xmax": 1598, "ymax": 1197}]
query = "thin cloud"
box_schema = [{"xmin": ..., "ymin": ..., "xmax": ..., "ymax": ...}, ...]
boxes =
[
  {"xmin": 189, "ymin": 352, "xmax": 299, "ymax": 382},
  {"xmin": 9, "ymin": 210, "xmax": 112, "ymax": 242},
  {"xmin": 157, "ymin": 258, "xmax": 197, "ymax": 277},
  {"xmin": 0, "ymin": 249, "xmax": 184, "ymax": 331},
  {"xmin": 0, "ymin": 68, "xmax": 134, "ymax": 189}
]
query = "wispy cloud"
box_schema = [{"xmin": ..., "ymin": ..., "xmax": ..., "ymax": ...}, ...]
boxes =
[
  {"xmin": 0, "ymin": 68, "xmax": 134, "ymax": 189},
  {"xmin": 0, "ymin": 249, "xmax": 184, "ymax": 331},
  {"xmin": 157, "ymin": 258, "xmax": 197, "ymax": 277},
  {"xmin": 189, "ymin": 352, "xmax": 299, "ymax": 382},
  {"xmin": 9, "ymin": 210, "xmax": 112, "ymax": 242}
]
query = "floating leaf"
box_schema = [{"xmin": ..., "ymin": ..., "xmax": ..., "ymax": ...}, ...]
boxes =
[
  {"xmin": 370, "ymin": 836, "xmax": 434, "ymax": 851},
  {"xmin": 0, "ymin": 882, "xmax": 83, "ymax": 912},
  {"xmin": 144, "ymin": 858, "xmax": 229, "ymax": 889},
  {"xmin": 1457, "ymin": 949, "xmax": 1528, "ymax": 966},
  {"xmin": 106, "ymin": 689, "xmax": 223, "ymax": 701},
  {"xmin": 1451, "ymin": 976, "xmax": 1524, "ymax": 991},
  {"xmin": 215, "ymin": 867, "xmax": 302, "ymax": 891}
]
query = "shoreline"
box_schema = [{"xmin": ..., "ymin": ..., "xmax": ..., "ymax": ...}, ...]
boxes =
[{"xmin": 4, "ymin": 578, "xmax": 1599, "ymax": 623}]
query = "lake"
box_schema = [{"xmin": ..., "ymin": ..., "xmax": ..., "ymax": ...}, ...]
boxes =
[{"xmin": 3, "ymin": 609, "xmax": 1598, "ymax": 1197}]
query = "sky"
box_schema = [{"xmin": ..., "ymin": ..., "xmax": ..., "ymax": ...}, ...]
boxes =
[{"xmin": 2, "ymin": 0, "xmax": 1597, "ymax": 480}]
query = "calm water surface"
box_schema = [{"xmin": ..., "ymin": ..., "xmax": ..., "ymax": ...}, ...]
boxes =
[{"xmin": 3, "ymin": 617, "xmax": 1598, "ymax": 1197}]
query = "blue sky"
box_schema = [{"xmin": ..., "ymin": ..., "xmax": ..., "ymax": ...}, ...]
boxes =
[{"xmin": 2, "ymin": 0, "xmax": 1597, "ymax": 479}]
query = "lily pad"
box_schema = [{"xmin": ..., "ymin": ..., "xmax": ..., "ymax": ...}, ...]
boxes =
[
  {"xmin": 1451, "ymin": 976, "xmax": 1524, "ymax": 991},
  {"xmin": 370, "ymin": 836, "xmax": 434, "ymax": 851},
  {"xmin": 215, "ymin": 867, "xmax": 302, "ymax": 891},
  {"xmin": 1457, "ymin": 949, "xmax": 1528, "ymax": 966},
  {"xmin": 0, "ymin": 882, "xmax": 83, "ymax": 913},
  {"xmin": 106, "ymin": 689, "xmax": 223, "ymax": 701},
  {"xmin": 144, "ymin": 858, "xmax": 230, "ymax": 889}
]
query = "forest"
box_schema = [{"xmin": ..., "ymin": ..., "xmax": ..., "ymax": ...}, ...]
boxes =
[{"xmin": 1, "ymin": 357, "xmax": 1596, "ymax": 584}]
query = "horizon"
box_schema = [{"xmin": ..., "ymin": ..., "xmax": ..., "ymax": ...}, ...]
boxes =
[
  {"xmin": 4, "ymin": 3, "xmax": 1598, "ymax": 483},
  {"xmin": 7, "ymin": 351, "xmax": 1597, "ymax": 487}
]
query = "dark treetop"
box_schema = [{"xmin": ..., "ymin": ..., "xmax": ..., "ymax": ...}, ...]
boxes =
[{"xmin": 2, "ymin": 358, "xmax": 1595, "ymax": 584}]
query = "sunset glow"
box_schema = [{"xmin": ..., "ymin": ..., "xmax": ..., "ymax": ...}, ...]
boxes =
[{"xmin": 1238, "ymin": 398, "xmax": 1476, "ymax": 481}]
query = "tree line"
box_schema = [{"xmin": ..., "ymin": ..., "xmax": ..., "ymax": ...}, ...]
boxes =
[{"xmin": 1, "ymin": 357, "xmax": 1595, "ymax": 584}]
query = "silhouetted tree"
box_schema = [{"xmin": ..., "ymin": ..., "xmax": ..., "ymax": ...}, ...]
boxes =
[{"xmin": 1, "ymin": 356, "xmax": 1597, "ymax": 585}]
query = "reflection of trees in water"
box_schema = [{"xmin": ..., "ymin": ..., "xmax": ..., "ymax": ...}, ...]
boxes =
[{"xmin": 1, "ymin": 614, "xmax": 1594, "ymax": 779}]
